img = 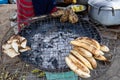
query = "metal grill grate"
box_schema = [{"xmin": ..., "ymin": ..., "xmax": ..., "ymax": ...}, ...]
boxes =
[
  {"xmin": 18, "ymin": 15, "xmax": 101, "ymax": 72},
  {"xmin": 1, "ymin": 15, "xmax": 117, "ymax": 80}
]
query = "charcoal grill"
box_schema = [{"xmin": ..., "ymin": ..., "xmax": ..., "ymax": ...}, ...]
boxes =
[
  {"xmin": 18, "ymin": 15, "xmax": 101, "ymax": 72},
  {"xmin": 1, "ymin": 14, "xmax": 115, "ymax": 80}
]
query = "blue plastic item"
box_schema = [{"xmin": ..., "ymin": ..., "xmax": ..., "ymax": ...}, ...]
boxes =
[
  {"xmin": 0, "ymin": 0, "xmax": 8, "ymax": 4},
  {"xmin": 45, "ymin": 71, "xmax": 78, "ymax": 80}
]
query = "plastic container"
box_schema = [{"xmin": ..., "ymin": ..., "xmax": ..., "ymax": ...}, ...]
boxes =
[{"xmin": 0, "ymin": 0, "xmax": 8, "ymax": 4}]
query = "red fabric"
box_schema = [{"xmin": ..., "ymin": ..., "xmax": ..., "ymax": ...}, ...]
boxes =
[
  {"xmin": 17, "ymin": 0, "xmax": 35, "ymax": 31},
  {"xmin": 17, "ymin": 0, "xmax": 57, "ymax": 31},
  {"xmin": 50, "ymin": 7, "xmax": 58, "ymax": 13}
]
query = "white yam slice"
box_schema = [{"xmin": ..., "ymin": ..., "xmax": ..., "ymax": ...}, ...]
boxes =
[
  {"xmin": 3, "ymin": 48, "xmax": 20, "ymax": 58},
  {"xmin": 15, "ymin": 35, "xmax": 26, "ymax": 42},
  {"xmin": 2, "ymin": 43, "xmax": 12, "ymax": 50},
  {"xmin": 20, "ymin": 39, "xmax": 27, "ymax": 48},
  {"xmin": 19, "ymin": 46, "xmax": 31, "ymax": 52},
  {"xmin": 11, "ymin": 40, "xmax": 19, "ymax": 53},
  {"xmin": 7, "ymin": 35, "xmax": 16, "ymax": 44}
]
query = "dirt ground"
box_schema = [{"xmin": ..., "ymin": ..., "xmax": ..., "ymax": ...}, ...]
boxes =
[
  {"xmin": 0, "ymin": 4, "xmax": 16, "ymax": 55},
  {"xmin": 0, "ymin": 4, "xmax": 42, "ymax": 80},
  {"xmin": 0, "ymin": 4, "xmax": 16, "ymax": 44}
]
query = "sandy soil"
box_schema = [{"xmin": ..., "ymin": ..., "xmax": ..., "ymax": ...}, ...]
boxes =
[
  {"xmin": 0, "ymin": 4, "xmax": 17, "ymax": 42},
  {"xmin": 0, "ymin": 4, "xmax": 39, "ymax": 80}
]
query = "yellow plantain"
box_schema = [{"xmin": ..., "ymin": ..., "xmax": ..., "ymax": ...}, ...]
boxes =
[
  {"xmin": 73, "ymin": 46, "xmax": 93, "ymax": 57},
  {"xmin": 85, "ymin": 57, "xmax": 97, "ymax": 69},
  {"xmin": 70, "ymin": 50, "xmax": 93, "ymax": 70},
  {"xmin": 70, "ymin": 41, "xmax": 104, "ymax": 56},
  {"xmin": 76, "ymin": 37, "xmax": 101, "ymax": 50},
  {"xmin": 69, "ymin": 54, "xmax": 90, "ymax": 74},
  {"xmin": 100, "ymin": 45, "xmax": 110, "ymax": 52},
  {"xmin": 94, "ymin": 55, "xmax": 107, "ymax": 61},
  {"xmin": 65, "ymin": 57, "xmax": 91, "ymax": 78}
]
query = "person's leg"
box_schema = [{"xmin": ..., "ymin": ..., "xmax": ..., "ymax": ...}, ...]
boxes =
[
  {"xmin": 16, "ymin": 0, "xmax": 35, "ymax": 31},
  {"xmin": 32, "ymin": 0, "xmax": 57, "ymax": 16}
]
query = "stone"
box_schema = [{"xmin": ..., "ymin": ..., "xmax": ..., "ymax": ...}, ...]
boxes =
[
  {"xmin": 107, "ymin": 26, "xmax": 120, "ymax": 33},
  {"xmin": 83, "ymin": 58, "xmax": 120, "ymax": 80},
  {"xmin": 109, "ymin": 76, "xmax": 120, "ymax": 80},
  {"xmin": 102, "ymin": 58, "xmax": 120, "ymax": 78},
  {"xmin": 100, "ymin": 30, "xmax": 117, "ymax": 39},
  {"xmin": 117, "ymin": 70, "xmax": 120, "ymax": 77}
]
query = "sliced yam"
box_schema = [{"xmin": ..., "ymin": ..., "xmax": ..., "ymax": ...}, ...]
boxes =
[
  {"xmin": 65, "ymin": 57, "xmax": 91, "ymax": 78},
  {"xmin": 94, "ymin": 55, "xmax": 107, "ymax": 61},
  {"xmin": 70, "ymin": 41, "xmax": 103, "ymax": 56},
  {"xmin": 7, "ymin": 35, "xmax": 16, "ymax": 44},
  {"xmin": 76, "ymin": 37, "xmax": 101, "ymax": 49},
  {"xmin": 20, "ymin": 39, "xmax": 27, "ymax": 48},
  {"xmin": 15, "ymin": 35, "xmax": 26, "ymax": 42},
  {"xmin": 20, "ymin": 37, "xmax": 26, "ymax": 42},
  {"xmin": 12, "ymin": 38, "xmax": 19, "ymax": 41},
  {"xmin": 73, "ymin": 47, "xmax": 93, "ymax": 57},
  {"xmin": 11, "ymin": 40, "xmax": 19, "ymax": 53},
  {"xmin": 100, "ymin": 45, "xmax": 110, "ymax": 52},
  {"xmin": 71, "ymin": 50, "xmax": 93, "ymax": 70},
  {"xmin": 19, "ymin": 46, "xmax": 31, "ymax": 52},
  {"xmin": 2, "ymin": 43, "xmax": 12, "ymax": 50},
  {"xmin": 7, "ymin": 35, "xmax": 26, "ymax": 44},
  {"xmin": 3, "ymin": 48, "xmax": 20, "ymax": 58},
  {"xmin": 68, "ymin": 54, "xmax": 90, "ymax": 74}
]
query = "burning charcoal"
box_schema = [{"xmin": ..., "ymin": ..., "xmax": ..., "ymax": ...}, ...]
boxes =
[
  {"xmin": 38, "ymin": 43, "xmax": 41, "ymax": 47},
  {"xmin": 31, "ymin": 43, "xmax": 39, "ymax": 49},
  {"xmin": 64, "ymin": 65, "xmax": 68, "ymax": 69},
  {"xmin": 35, "ymin": 56, "xmax": 43, "ymax": 65},
  {"xmin": 51, "ymin": 58, "xmax": 58, "ymax": 69},
  {"xmin": 48, "ymin": 57, "xmax": 55, "ymax": 62},
  {"xmin": 33, "ymin": 50, "xmax": 42, "ymax": 55},
  {"xmin": 48, "ymin": 45, "xmax": 53, "ymax": 48},
  {"xmin": 59, "ymin": 33, "xmax": 63, "ymax": 37},
  {"xmin": 43, "ymin": 35, "xmax": 58, "ymax": 43},
  {"xmin": 42, "ymin": 62, "xmax": 50, "ymax": 68},
  {"xmin": 47, "ymin": 65, "xmax": 51, "ymax": 69},
  {"xmin": 40, "ymin": 42, "xmax": 46, "ymax": 48},
  {"xmin": 45, "ymin": 43, "xmax": 53, "ymax": 48},
  {"xmin": 58, "ymin": 50, "xmax": 62, "ymax": 55},
  {"xmin": 47, "ymin": 63, "xmax": 55, "ymax": 69},
  {"xmin": 43, "ymin": 38, "xmax": 51, "ymax": 42},
  {"xmin": 51, "ymin": 36, "xmax": 59, "ymax": 41}
]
